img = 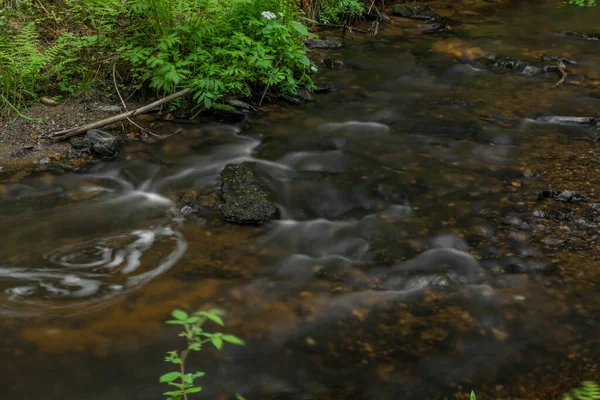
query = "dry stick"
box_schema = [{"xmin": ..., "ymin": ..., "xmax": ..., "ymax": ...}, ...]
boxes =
[
  {"xmin": 112, "ymin": 63, "xmax": 127, "ymax": 111},
  {"xmin": 539, "ymin": 61, "xmax": 568, "ymax": 93},
  {"xmin": 51, "ymin": 88, "xmax": 191, "ymax": 141}
]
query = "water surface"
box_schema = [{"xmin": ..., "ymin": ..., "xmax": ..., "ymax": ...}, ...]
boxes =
[{"xmin": 1, "ymin": 1, "xmax": 600, "ymax": 399}]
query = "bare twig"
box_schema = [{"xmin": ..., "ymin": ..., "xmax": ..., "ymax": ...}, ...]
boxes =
[
  {"xmin": 539, "ymin": 60, "xmax": 568, "ymax": 93},
  {"xmin": 112, "ymin": 63, "xmax": 127, "ymax": 111},
  {"xmin": 126, "ymin": 116, "xmax": 181, "ymax": 139},
  {"xmin": 51, "ymin": 88, "xmax": 191, "ymax": 141}
]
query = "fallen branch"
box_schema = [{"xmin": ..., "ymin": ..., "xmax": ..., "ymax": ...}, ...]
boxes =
[{"xmin": 50, "ymin": 88, "xmax": 191, "ymax": 141}]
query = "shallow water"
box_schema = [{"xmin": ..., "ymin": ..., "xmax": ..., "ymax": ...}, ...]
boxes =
[{"xmin": 1, "ymin": 1, "xmax": 600, "ymax": 399}]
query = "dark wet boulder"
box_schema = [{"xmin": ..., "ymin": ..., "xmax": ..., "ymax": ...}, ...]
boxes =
[
  {"xmin": 220, "ymin": 162, "xmax": 278, "ymax": 224},
  {"xmin": 392, "ymin": 4, "xmax": 439, "ymax": 20},
  {"xmin": 305, "ymin": 39, "xmax": 342, "ymax": 49},
  {"xmin": 87, "ymin": 129, "xmax": 118, "ymax": 159}
]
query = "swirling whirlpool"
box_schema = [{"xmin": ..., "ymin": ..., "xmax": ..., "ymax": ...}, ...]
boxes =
[{"xmin": 0, "ymin": 227, "xmax": 187, "ymax": 311}]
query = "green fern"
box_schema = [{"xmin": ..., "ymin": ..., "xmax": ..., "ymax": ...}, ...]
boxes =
[
  {"xmin": 0, "ymin": 22, "xmax": 50, "ymax": 116},
  {"xmin": 563, "ymin": 381, "xmax": 600, "ymax": 400}
]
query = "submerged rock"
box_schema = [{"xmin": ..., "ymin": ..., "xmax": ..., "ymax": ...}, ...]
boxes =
[
  {"xmin": 410, "ymin": 120, "xmax": 481, "ymax": 140},
  {"xmin": 392, "ymin": 4, "xmax": 440, "ymax": 20},
  {"xmin": 537, "ymin": 189, "xmax": 590, "ymax": 203},
  {"xmin": 220, "ymin": 162, "xmax": 278, "ymax": 224},
  {"xmin": 377, "ymin": 248, "xmax": 485, "ymax": 291},
  {"xmin": 534, "ymin": 115, "xmax": 597, "ymax": 126},
  {"xmin": 87, "ymin": 129, "xmax": 119, "ymax": 159},
  {"xmin": 305, "ymin": 39, "xmax": 342, "ymax": 49},
  {"xmin": 225, "ymin": 99, "xmax": 258, "ymax": 114},
  {"xmin": 555, "ymin": 31, "xmax": 600, "ymax": 41},
  {"xmin": 472, "ymin": 55, "xmax": 569, "ymax": 77}
]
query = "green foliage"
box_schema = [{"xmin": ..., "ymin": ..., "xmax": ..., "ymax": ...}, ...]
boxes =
[
  {"xmin": 319, "ymin": 0, "xmax": 365, "ymax": 24},
  {"xmin": 0, "ymin": 0, "xmax": 125, "ymax": 117},
  {"xmin": 563, "ymin": 381, "xmax": 600, "ymax": 400},
  {"xmin": 0, "ymin": 22, "xmax": 50, "ymax": 118},
  {"xmin": 161, "ymin": 308, "xmax": 246, "ymax": 400},
  {"xmin": 122, "ymin": 0, "xmax": 313, "ymax": 108},
  {"xmin": 470, "ymin": 390, "xmax": 476, "ymax": 400},
  {"xmin": 0, "ymin": 0, "xmax": 314, "ymax": 119},
  {"xmin": 563, "ymin": 0, "xmax": 596, "ymax": 6}
]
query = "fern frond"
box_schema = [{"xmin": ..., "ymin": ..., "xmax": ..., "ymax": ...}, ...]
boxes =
[{"xmin": 563, "ymin": 381, "xmax": 600, "ymax": 400}]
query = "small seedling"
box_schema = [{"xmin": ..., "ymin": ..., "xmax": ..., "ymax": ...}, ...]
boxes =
[{"xmin": 160, "ymin": 308, "xmax": 245, "ymax": 400}]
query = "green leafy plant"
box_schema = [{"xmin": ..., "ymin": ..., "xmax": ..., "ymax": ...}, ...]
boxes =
[
  {"xmin": 562, "ymin": 381, "xmax": 600, "ymax": 400},
  {"xmin": 160, "ymin": 308, "xmax": 246, "ymax": 400},
  {"xmin": 470, "ymin": 390, "xmax": 476, "ymax": 400},
  {"xmin": 563, "ymin": 0, "xmax": 597, "ymax": 6},
  {"xmin": 123, "ymin": 0, "xmax": 313, "ymax": 108},
  {"xmin": 318, "ymin": 0, "xmax": 365, "ymax": 25}
]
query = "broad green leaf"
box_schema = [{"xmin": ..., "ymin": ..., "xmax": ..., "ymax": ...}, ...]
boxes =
[
  {"xmin": 170, "ymin": 309, "xmax": 188, "ymax": 321},
  {"xmin": 236, "ymin": 394, "xmax": 247, "ymax": 400},
  {"xmin": 470, "ymin": 391, "xmax": 476, "ymax": 400},
  {"xmin": 184, "ymin": 387, "xmax": 202, "ymax": 394},
  {"xmin": 163, "ymin": 390, "xmax": 182, "ymax": 396},
  {"xmin": 181, "ymin": 374, "xmax": 193, "ymax": 384},
  {"xmin": 222, "ymin": 335, "xmax": 245, "ymax": 345},
  {"xmin": 192, "ymin": 372, "xmax": 206, "ymax": 379},
  {"xmin": 159, "ymin": 371, "xmax": 181, "ymax": 383},
  {"xmin": 185, "ymin": 316, "xmax": 200, "ymax": 324},
  {"xmin": 212, "ymin": 336, "xmax": 223, "ymax": 350},
  {"xmin": 290, "ymin": 21, "xmax": 309, "ymax": 36},
  {"xmin": 207, "ymin": 308, "xmax": 226, "ymax": 316}
]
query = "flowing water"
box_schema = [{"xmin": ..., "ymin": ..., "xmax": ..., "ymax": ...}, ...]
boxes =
[{"xmin": 2, "ymin": 1, "xmax": 600, "ymax": 399}]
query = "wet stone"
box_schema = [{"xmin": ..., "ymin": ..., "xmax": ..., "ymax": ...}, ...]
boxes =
[
  {"xmin": 70, "ymin": 137, "xmax": 89, "ymax": 150},
  {"xmin": 87, "ymin": 129, "xmax": 118, "ymax": 159},
  {"xmin": 220, "ymin": 162, "xmax": 278, "ymax": 224},
  {"xmin": 314, "ymin": 83, "xmax": 335, "ymax": 94},
  {"xmin": 537, "ymin": 189, "xmax": 590, "ymax": 203},
  {"xmin": 384, "ymin": 248, "xmax": 484, "ymax": 284},
  {"xmin": 225, "ymin": 99, "xmax": 258, "ymax": 114},
  {"xmin": 534, "ymin": 115, "xmax": 597, "ymax": 126},
  {"xmin": 392, "ymin": 4, "xmax": 440, "ymax": 20}
]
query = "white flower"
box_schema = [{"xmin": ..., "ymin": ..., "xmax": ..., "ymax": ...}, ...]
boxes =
[{"xmin": 261, "ymin": 11, "xmax": 276, "ymax": 19}]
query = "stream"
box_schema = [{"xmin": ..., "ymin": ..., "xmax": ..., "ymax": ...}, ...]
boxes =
[{"xmin": 1, "ymin": 1, "xmax": 600, "ymax": 399}]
